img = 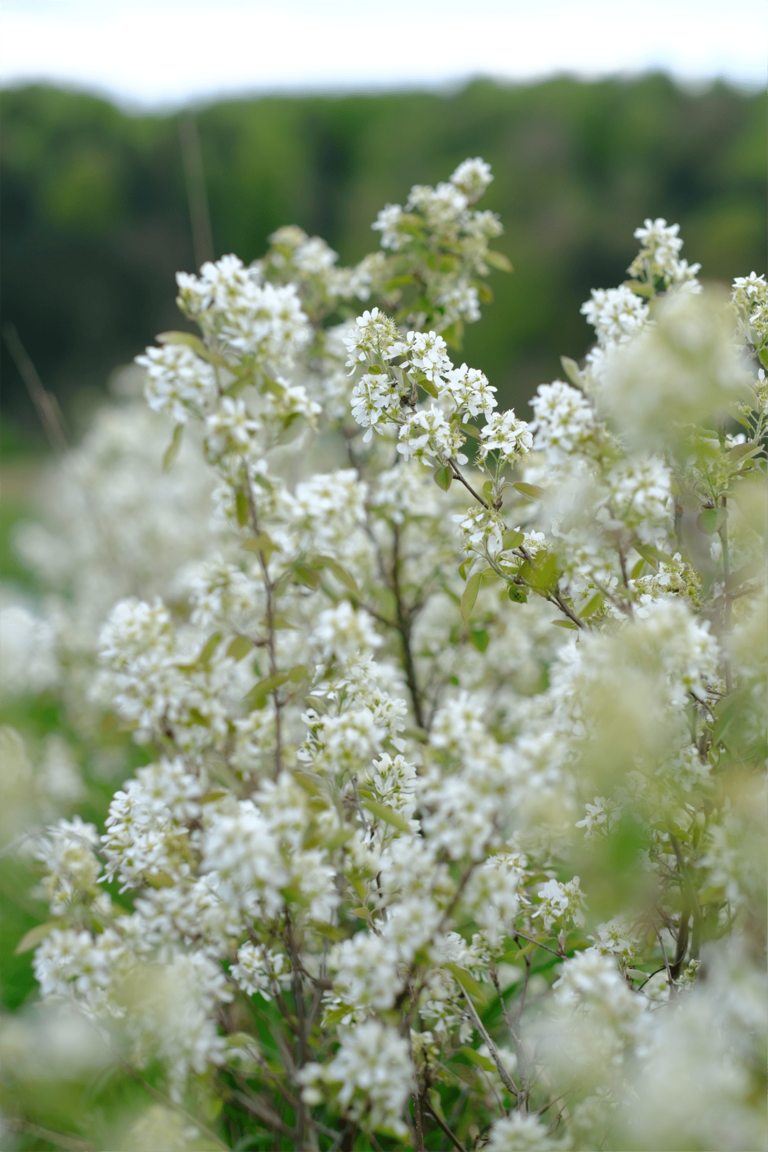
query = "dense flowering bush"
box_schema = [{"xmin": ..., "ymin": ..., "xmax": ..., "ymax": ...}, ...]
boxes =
[{"xmin": 2, "ymin": 158, "xmax": 766, "ymax": 1151}]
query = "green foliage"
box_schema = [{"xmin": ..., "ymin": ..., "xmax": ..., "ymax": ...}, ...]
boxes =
[{"xmin": 2, "ymin": 76, "xmax": 765, "ymax": 433}]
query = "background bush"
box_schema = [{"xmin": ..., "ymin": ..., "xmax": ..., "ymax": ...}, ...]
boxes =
[{"xmin": 2, "ymin": 74, "xmax": 765, "ymax": 441}]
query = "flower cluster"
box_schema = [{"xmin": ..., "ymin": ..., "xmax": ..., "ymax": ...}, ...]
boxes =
[{"xmin": 5, "ymin": 158, "xmax": 765, "ymax": 1152}]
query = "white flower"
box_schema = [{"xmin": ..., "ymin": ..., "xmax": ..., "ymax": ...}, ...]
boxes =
[
  {"xmin": 450, "ymin": 156, "xmax": 493, "ymax": 201},
  {"xmin": 401, "ymin": 330, "xmax": 453, "ymax": 384},
  {"xmin": 371, "ymin": 203, "xmax": 408, "ymax": 251},
  {"xmin": 205, "ymin": 397, "xmax": 261, "ymax": 457},
  {"xmin": 444, "ymin": 364, "xmax": 498, "ymax": 418},
  {"xmin": 136, "ymin": 343, "xmax": 217, "ymax": 424},
  {"xmin": 479, "ymin": 408, "xmax": 533, "ymax": 462},
  {"xmin": 580, "ymin": 285, "xmax": 649, "ymax": 348},
  {"xmin": 330, "ymin": 932, "xmax": 401, "ymax": 1010},
  {"xmin": 299, "ymin": 1020, "xmax": 413, "ymax": 1137},
  {"xmin": 533, "ymin": 876, "xmax": 586, "ymax": 931},
  {"xmin": 397, "ymin": 406, "xmax": 465, "ymax": 464},
  {"xmin": 350, "ymin": 372, "xmax": 400, "ymax": 439},
  {"xmin": 530, "ymin": 381, "xmax": 597, "ymax": 458},
  {"xmin": 486, "ymin": 1112, "xmax": 569, "ymax": 1151}
]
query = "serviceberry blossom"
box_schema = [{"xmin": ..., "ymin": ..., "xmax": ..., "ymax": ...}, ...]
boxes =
[
  {"xmin": 479, "ymin": 408, "xmax": 533, "ymax": 461},
  {"xmin": 11, "ymin": 158, "xmax": 766, "ymax": 1151},
  {"xmin": 444, "ymin": 364, "xmax": 498, "ymax": 418},
  {"xmin": 397, "ymin": 405, "xmax": 466, "ymax": 463},
  {"xmin": 581, "ymin": 285, "xmax": 649, "ymax": 347},
  {"xmin": 450, "ymin": 156, "xmax": 494, "ymax": 201},
  {"xmin": 136, "ymin": 343, "xmax": 218, "ymax": 423}
]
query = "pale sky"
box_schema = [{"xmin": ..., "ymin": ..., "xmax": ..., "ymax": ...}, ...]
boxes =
[{"xmin": 1, "ymin": 0, "xmax": 765, "ymax": 110}]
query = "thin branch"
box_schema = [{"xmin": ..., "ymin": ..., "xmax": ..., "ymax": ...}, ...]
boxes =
[
  {"xmin": 649, "ymin": 912, "xmax": 674, "ymax": 991},
  {"xmin": 0, "ymin": 1118, "xmax": 93, "ymax": 1151},
  {"xmin": 461, "ymin": 991, "xmax": 520, "ymax": 1099},
  {"xmin": 244, "ymin": 469, "xmax": 284, "ymax": 777},
  {"xmin": 3, "ymin": 322, "xmax": 68, "ymax": 452},
  {"xmin": 423, "ymin": 1099, "xmax": 469, "ymax": 1152},
  {"xmin": 229, "ymin": 1087, "xmax": 296, "ymax": 1138},
  {"xmin": 392, "ymin": 522, "xmax": 426, "ymax": 728},
  {"xmin": 178, "ymin": 115, "xmax": 214, "ymax": 269},
  {"xmin": 719, "ymin": 494, "xmax": 733, "ymax": 692},
  {"xmin": 514, "ymin": 928, "xmax": 566, "ymax": 959},
  {"xmin": 448, "ymin": 457, "xmax": 490, "ymax": 508}
]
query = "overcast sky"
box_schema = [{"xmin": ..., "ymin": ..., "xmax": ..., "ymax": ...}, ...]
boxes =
[{"xmin": 1, "ymin": 0, "xmax": 765, "ymax": 110}]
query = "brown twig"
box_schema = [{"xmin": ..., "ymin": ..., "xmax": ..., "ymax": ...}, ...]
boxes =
[
  {"xmin": 178, "ymin": 115, "xmax": 214, "ymax": 270},
  {"xmin": 244, "ymin": 469, "xmax": 284, "ymax": 777},
  {"xmin": 3, "ymin": 322, "xmax": 68, "ymax": 452},
  {"xmin": 423, "ymin": 1098, "xmax": 469, "ymax": 1152}
]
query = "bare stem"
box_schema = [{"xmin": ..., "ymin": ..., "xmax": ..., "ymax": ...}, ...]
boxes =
[
  {"xmin": 423, "ymin": 1099, "xmax": 469, "ymax": 1152},
  {"xmin": 178, "ymin": 115, "xmax": 214, "ymax": 269},
  {"xmin": 392, "ymin": 522, "xmax": 426, "ymax": 729},
  {"xmin": 448, "ymin": 456, "xmax": 490, "ymax": 508},
  {"xmin": 719, "ymin": 495, "xmax": 733, "ymax": 692},
  {"xmin": 461, "ymin": 990, "xmax": 520, "ymax": 1099},
  {"xmin": 244, "ymin": 469, "xmax": 283, "ymax": 776},
  {"xmin": 3, "ymin": 322, "xmax": 68, "ymax": 452}
]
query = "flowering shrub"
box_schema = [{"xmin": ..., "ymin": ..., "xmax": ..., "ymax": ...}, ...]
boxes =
[{"xmin": 2, "ymin": 158, "xmax": 766, "ymax": 1151}]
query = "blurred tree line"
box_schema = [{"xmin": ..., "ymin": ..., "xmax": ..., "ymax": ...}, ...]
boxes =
[{"xmin": 1, "ymin": 74, "xmax": 765, "ymax": 445}]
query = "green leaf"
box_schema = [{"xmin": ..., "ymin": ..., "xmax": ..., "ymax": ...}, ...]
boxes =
[
  {"xmin": 315, "ymin": 555, "xmax": 361, "ymax": 596},
  {"xmin": 696, "ymin": 507, "xmax": 728, "ymax": 535},
  {"xmin": 433, "ymin": 465, "xmax": 453, "ymax": 491},
  {"xmin": 15, "ymin": 920, "xmax": 60, "ymax": 955},
  {"xmin": 621, "ymin": 279, "xmax": 655, "ymax": 298},
  {"xmin": 262, "ymin": 374, "xmax": 286, "ymax": 398},
  {"xmin": 460, "ymin": 1047, "xmax": 496, "ymax": 1073},
  {"xmin": 461, "ymin": 570, "xmax": 484, "ymax": 623},
  {"xmin": 552, "ymin": 619, "xmax": 578, "ymax": 630},
  {"xmin": 188, "ymin": 707, "xmax": 210, "ymax": 727},
  {"xmin": 502, "ymin": 529, "xmax": 524, "ymax": 550},
  {"xmin": 560, "ymin": 356, "xmax": 582, "ymax": 387},
  {"xmin": 513, "ymin": 481, "xmax": 546, "ymax": 500},
  {"xmin": 199, "ymin": 790, "xmax": 229, "ymax": 804},
  {"xmin": 484, "ymin": 250, "xmax": 513, "ymax": 273},
  {"xmin": 633, "ymin": 542, "xmax": 672, "ymax": 568},
  {"xmin": 294, "ymin": 562, "xmax": 321, "ymax": 589},
  {"xmin": 445, "ymin": 961, "xmax": 489, "ymax": 1006},
  {"xmin": 362, "ymin": 799, "xmax": 411, "ymax": 834},
  {"xmin": 199, "ymin": 632, "xmax": 222, "ymax": 667},
  {"xmin": 507, "ymin": 584, "xmax": 528, "ymax": 603},
  {"xmin": 289, "ymin": 663, "xmax": 311, "ymax": 684},
  {"xmin": 244, "ymin": 670, "xmax": 290, "ymax": 710},
  {"xmin": 725, "ymin": 558, "xmax": 762, "ymax": 593},
  {"xmin": 241, "ymin": 532, "xmax": 279, "ymax": 561},
  {"xmin": 451, "ymin": 1063, "xmax": 479, "ymax": 1087},
  {"xmin": 162, "ymin": 423, "xmax": 184, "ymax": 473},
  {"xmin": 419, "ymin": 377, "xmax": 440, "ymax": 399},
  {"xmin": 577, "ymin": 592, "xmax": 604, "ymax": 619},
  {"xmin": 226, "ymin": 635, "xmax": 252, "ymax": 662},
  {"xmin": 729, "ymin": 441, "xmax": 761, "ymax": 462},
  {"xmin": 459, "ymin": 421, "xmax": 481, "ymax": 440},
  {"xmin": 521, "ymin": 551, "xmax": 558, "ymax": 592},
  {"xmin": 322, "ymin": 827, "xmax": 354, "ymax": 851},
  {"xmin": 349, "ymin": 906, "xmax": 371, "ymax": 921},
  {"xmin": 309, "ymin": 921, "xmax": 346, "ymax": 943},
  {"xmin": 154, "ymin": 329, "xmax": 227, "ymax": 368},
  {"xmin": 471, "ymin": 628, "xmax": 489, "ymax": 652},
  {"xmin": 156, "ymin": 330, "xmax": 229, "ymax": 367},
  {"xmin": 383, "ymin": 275, "xmax": 415, "ymax": 291},
  {"xmin": 235, "ymin": 490, "xmax": 249, "ymax": 528},
  {"xmin": 441, "ymin": 320, "xmax": 464, "ymax": 350}
]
